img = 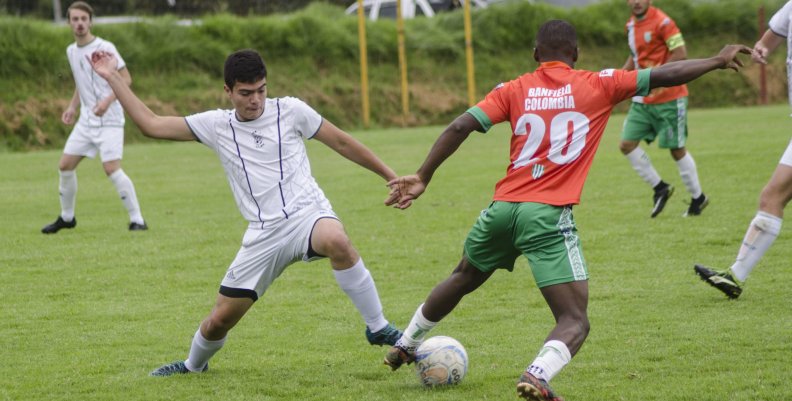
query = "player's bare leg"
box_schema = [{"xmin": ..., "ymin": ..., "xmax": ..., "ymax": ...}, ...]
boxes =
[
  {"xmin": 385, "ymin": 258, "xmax": 492, "ymax": 370},
  {"xmin": 537, "ymin": 281, "xmax": 589, "ymax": 357},
  {"xmin": 421, "ymin": 257, "xmax": 493, "ymax": 321},
  {"xmin": 758, "ymin": 164, "xmax": 792, "ymax": 218},
  {"xmin": 517, "ymin": 281, "xmax": 587, "ymax": 401},
  {"xmin": 150, "ymin": 294, "xmax": 254, "ymax": 377},
  {"xmin": 311, "ymin": 217, "xmax": 401, "ymax": 346}
]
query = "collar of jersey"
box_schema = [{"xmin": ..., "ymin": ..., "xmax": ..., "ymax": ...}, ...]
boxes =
[
  {"xmin": 233, "ymin": 110, "xmax": 266, "ymax": 123},
  {"xmin": 633, "ymin": 6, "xmax": 656, "ymax": 22},
  {"xmin": 538, "ymin": 61, "xmax": 572, "ymax": 70},
  {"xmin": 76, "ymin": 36, "xmax": 98, "ymax": 48}
]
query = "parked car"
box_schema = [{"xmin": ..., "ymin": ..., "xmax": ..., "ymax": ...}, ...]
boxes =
[{"xmin": 345, "ymin": 0, "xmax": 493, "ymax": 20}]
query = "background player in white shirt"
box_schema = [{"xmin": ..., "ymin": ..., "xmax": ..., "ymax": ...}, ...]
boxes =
[
  {"xmin": 42, "ymin": 1, "xmax": 147, "ymax": 234},
  {"xmin": 694, "ymin": 1, "xmax": 792, "ymax": 299},
  {"xmin": 89, "ymin": 48, "xmax": 403, "ymax": 376}
]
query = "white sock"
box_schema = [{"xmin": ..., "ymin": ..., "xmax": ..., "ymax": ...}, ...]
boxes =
[
  {"xmin": 525, "ymin": 340, "xmax": 572, "ymax": 382},
  {"xmin": 333, "ymin": 259, "xmax": 388, "ymax": 333},
  {"xmin": 676, "ymin": 153, "xmax": 702, "ymax": 198},
  {"xmin": 185, "ymin": 328, "xmax": 226, "ymax": 372},
  {"xmin": 730, "ymin": 211, "xmax": 782, "ymax": 281},
  {"xmin": 396, "ymin": 303, "xmax": 438, "ymax": 350},
  {"xmin": 108, "ymin": 169, "xmax": 144, "ymax": 224},
  {"xmin": 59, "ymin": 170, "xmax": 77, "ymax": 221},
  {"xmin": 625, "ymin": 147, "xmax": 662, "ymax": 187}
]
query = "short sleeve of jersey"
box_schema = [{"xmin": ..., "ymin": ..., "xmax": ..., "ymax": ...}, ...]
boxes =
[
  {"xmin": 283, "ymin": 97, "xmax": 323, "ymax": 139},
  {"xmin": 599, "ymin": 68, "xmax": 650, "ymax": 103},
  {"xmin": 769, "ymin": 1, "xmax": 792, "ymax": 37},
  {"xmin": 658, "ymin": 15, "xmax": 685, "ymax": 50},
  {"xmin": 99, "ymin": 41, "xmax": 126, "ymax": 71},
  {"xmin": 185, "ymin": 109, "xmax": 226, "ymax": 150},
  {"xmin": 90, "ymin": 39, "xmax": 126, "ymax": 70},
  {"xmin": 466, "ymin": 82, "xmax": 511, "ymax": 133}
]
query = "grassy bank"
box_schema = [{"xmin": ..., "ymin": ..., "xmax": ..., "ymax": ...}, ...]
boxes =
[{"xmin": 0, "ymin": 0, "xmax": 787, "ymax": 151}]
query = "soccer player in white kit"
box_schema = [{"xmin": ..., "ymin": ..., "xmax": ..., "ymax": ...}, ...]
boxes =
[
  {"xmin": 694, "ymin": 0, "xmax": 792, "ymax": 299},
  {"xmin": 42, "ymin": 1, "xmax": 147, "ymax": 234},
  {"xmin": 88, "ymin": 49, "xmax": 403, "ymax": 376}
]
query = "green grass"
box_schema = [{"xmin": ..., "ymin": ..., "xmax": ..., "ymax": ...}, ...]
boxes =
[{"xmin": 1, "ymin": 104, "xmax": 791, "ymax": 401}]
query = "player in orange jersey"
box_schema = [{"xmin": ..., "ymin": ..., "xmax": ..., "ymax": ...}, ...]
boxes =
[
  {"xmin": 381, "ymin": 20, "xmax": 748, "ymax": 401},
  {"xmin": 620, "ymin": 0, "xmax": 708, "ymax": 218}
]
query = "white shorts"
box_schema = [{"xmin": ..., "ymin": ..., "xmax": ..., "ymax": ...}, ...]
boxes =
[
  {"xmin": 219, "ymin": 206, "xmax": 339, "ymax": 300},
  {"xmin": 780, "ymin": 138, "xmax": 792, "ymax": 167},
  {"xmin": 63, "ymin": 122, "xmax": 125, "ymax": 162}
]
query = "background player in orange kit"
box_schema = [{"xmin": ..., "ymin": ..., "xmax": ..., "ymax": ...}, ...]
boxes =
[{"xmin": 620, "ymin": 0, "xmax": 708, "ymax": 218}]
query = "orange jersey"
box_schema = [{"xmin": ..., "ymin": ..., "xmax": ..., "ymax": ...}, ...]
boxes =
[
  {"xmin": 626, "ymin": 6, "xmax": 687, "ymax": 104},
  {"xmin": 467, "ymin": 62, "xmax": 650, "ymax": 206}
]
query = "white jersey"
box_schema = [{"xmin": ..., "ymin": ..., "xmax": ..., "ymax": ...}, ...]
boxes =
[
  {"xmin": 769, "ymin": 0, "xmax": 792, "ymax": 108},
  {"xmin": 185, "ymin": 97, "xmax": 332, "ymax": 230},
  {"xmin": 66, "ymin": 37, "xmax": 126, "ymax": 127}
]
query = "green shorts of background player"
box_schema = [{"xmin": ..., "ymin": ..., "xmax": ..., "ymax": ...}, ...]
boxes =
[{"xmin": 619, "ymin": 97, "xmax": 709, "ymax": 218}]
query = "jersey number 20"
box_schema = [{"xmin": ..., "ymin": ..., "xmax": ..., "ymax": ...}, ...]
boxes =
[{"xmin": 513, "ymin": 111, "xmax": 590, "ymax": 168}]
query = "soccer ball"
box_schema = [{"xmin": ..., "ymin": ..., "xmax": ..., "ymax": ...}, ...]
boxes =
[{"xmin": 414, "ymin": 336, "xmax": 468, "ymax": 387}]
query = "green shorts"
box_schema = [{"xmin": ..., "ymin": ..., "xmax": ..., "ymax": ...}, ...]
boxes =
[
  {"xmin": 621, "ymin": 97, "xmax": 688, "ymax": 149},
  {"xmin": 463, "ymin": 201, "xmax": 588, "ymax": 288}
]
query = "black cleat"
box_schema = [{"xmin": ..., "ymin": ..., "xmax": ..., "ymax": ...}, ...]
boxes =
[
  {"xmin": 41, "ymin": 216, "xmax": 76, "ymax": 234},
  {"xmin": 149, "ymin": 360, "xmax": 207, "ymax": 377},
  {"xmin": 383, "ymin": 344, "xmax": 416, "ymax": 371},
  {"xmin": 651, "ymin": 184, "xmax": 674, "ymax": 218},
  {"xmin": 694, "ymin": 264, "xmax": 742, "ymax": 299},
  {"xmin": 684, "ymin": 194, "xmax": 709, "ymax": 217},
  {"xmin": 517, "ymin": 372, "xmax": 564, "ymax": 401},
  {"xmin": 129, "ymin": 222, "xmax": 148, "ymax": 231},
  {"xmin": 366, "ymin": 323, "xmax": 402, "ymax": 346}
]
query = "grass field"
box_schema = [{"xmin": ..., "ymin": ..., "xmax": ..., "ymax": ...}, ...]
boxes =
[{"xmin": 1, "ymin": 104, "xmax": 791, "ymax": 401}]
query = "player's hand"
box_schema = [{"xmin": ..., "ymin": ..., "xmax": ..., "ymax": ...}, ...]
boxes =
[
  {"xmin": 87, "ymin": 50, "xmax": 118, "ymax": 79},
  {"xmin": 93, "ymin": 98, "xmax": 110, "ymax": 116},
  {"xmin": 716, "ymin": 44, "xmax": 752, "ymax": 72},
  {"xmin": 752, "ymin": 42, "xmax": 770, "ymax": 65},
  {"xmin": 61, "ymin": 107, "xmax": 76, "ymax": 125},
  {"xmin": 385, "ymin": 174, "xmax": 426, "ymax": 210}
]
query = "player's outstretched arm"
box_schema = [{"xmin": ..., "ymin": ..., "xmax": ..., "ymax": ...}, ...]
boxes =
[
  {"xmin": 62, "ymin": 89, "xmax": 79, "ymax": 125},
  {"xmin": 415, "ymin": 112, "xmax": 479, "ymax": 185},
  {"xmin": 93, "ymin": 67, "xmax": 131, "ymax": 117},
  {"xmin": 622, "ymin": 55, "xmax": 635, "ymax": 71},
  {"xmin": 649, "ymin": 44, "xmax": 752, "ymax": 89},
  {"xmin": 752, "ymin": 30, "xmax": 785, "ymax": 64},
  {"xmin": 313, "ymin": 120, "xmax": 397, "ymax": 182},
  {"xmin": 385, "ymin": 112, "xmax": 480, "ymax": 210},
  {"xmin": 385, "ymin": 174, "xmax": 425, "ymax": 210},
  {"xmin": 88, "ymin": 51, "xmax": 194, "ymax": 141}
]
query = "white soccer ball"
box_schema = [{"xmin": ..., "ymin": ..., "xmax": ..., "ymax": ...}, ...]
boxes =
[{"xmin": 414, "ymin": 336, "xmax": 468, "ymax": 387}]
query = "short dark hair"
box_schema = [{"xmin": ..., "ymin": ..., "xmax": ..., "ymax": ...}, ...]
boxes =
[
  {"xmin": 67, "ymin": 1, "xmax": 94, "ymax": 20},
  {"xmin": 224, "ymin": 50, "xmax": 268, "ymax": 89},
  {"xmin": 536, "ymin": 20, "xmax": 577, "ymax": 53}
]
